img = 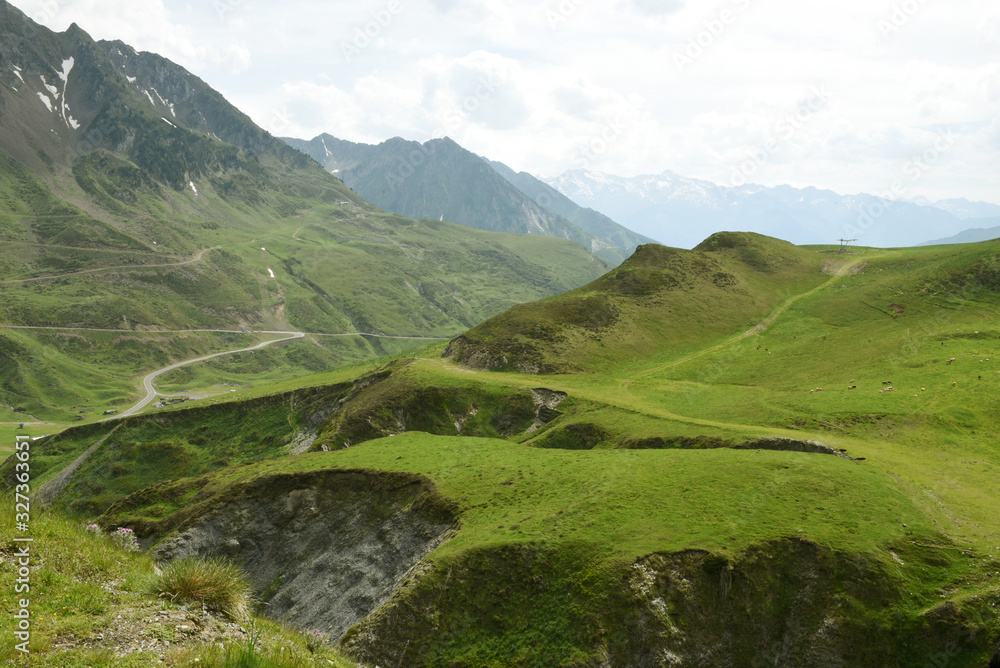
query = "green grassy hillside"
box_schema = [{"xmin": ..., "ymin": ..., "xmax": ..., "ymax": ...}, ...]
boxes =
[
  {"xmin": 0, "ymin": 150, "xmax": 609, "ymax": 422},
  {"xmin": 8, "ymin": 236, "xmax": 1000, "ymax": 666},
  {"xmin": 444, "ymin": 232, "xmax": 832, "ymax": 373}
]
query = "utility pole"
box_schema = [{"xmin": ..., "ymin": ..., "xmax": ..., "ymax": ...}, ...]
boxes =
[{"xmin": 838, "ymin": 238, "xmax": 857, "ymax": 252}]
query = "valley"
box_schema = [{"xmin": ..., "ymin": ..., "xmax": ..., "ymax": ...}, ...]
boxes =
[{"xmin": 0, "ymin": 2, "xmax": 998, "ymax": 666}]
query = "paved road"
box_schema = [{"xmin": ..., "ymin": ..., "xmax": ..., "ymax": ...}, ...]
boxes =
[
  {"xmin": 104, "ymin": 331, "xmax": 306, "ymax": 421},
  {"xmin": 0, "ymin": 324, "xmax": 453, "ymax": 422}
]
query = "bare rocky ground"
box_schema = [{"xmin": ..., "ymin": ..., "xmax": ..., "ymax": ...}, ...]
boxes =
[{"xmin": 47, "ymin": 577, "xmax": 248, "ymax": 664}]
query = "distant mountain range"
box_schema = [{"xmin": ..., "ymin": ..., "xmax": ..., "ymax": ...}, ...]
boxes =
[
  {"xmin": 545, "ymin": 169, "xmax": 1000, "ymax": 249},
  {"xmin": 285, "ymin": 131, "xmax": 998, "ymax": 252},
  {"xmin": 911, "ymin": 199, "xmax": 1000, "ymax": 220},
  {"xmin": 918, "ymin": 218, "xmax": 1000, "ymax": 246},
  {"xmin": 283, "ymin": 134, "xmax": 653, "ymax": 265}
]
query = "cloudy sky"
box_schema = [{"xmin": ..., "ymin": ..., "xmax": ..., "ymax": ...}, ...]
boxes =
[{"xmin": 11, "ymin": 0, "xmax": 1000, "ymax": 203}]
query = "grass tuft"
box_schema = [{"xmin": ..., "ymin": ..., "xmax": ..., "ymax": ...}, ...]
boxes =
[{"xmin": 147, "ymin": 557, "xmax": 253, "ymax": 622}]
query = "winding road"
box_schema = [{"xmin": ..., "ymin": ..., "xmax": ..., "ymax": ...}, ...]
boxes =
[{"xmin": 104, "ymin": 331, "xmax": 305, "ymax": 421}]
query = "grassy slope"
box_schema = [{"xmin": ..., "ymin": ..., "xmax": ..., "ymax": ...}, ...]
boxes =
[
  {"xmin": 0, "ymin": 149, "xmax": 610, "ymax": 421},
  {"xmin": 6, "ymin": 238, "xmax": 1000, "ymax": 665},
  {"xmin": 0, "ymin": 511, "xmax": 358, "ymax": 667},
  {"xmin": 444, "ymin": 232, "xmax": 831, "ymax": 374}
]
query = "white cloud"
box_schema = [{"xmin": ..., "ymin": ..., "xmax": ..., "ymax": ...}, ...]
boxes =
[
  {"xmin": 7, "ymin": 0, "xmax": 999, "ymax": 203},
  {"xmin": 11, "ymin": 0, "xmax": 252, "ymax": 75}
]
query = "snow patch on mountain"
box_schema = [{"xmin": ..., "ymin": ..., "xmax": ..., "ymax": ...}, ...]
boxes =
[
  {"xmin": 57, "ymin": 57, "xmax": 74, "ymax": 83},
  {"xmin": 39, "ymin": 75, "xmax": 58, "ymax": 97},
  {"xmin": 34, "ymin": 59, "xmax": 81, "ymax": 130},
  {"xmin": 11, "ymin": 66, "xmax": 23, "ymax": 83}
]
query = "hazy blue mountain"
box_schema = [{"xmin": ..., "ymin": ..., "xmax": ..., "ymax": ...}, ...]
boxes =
[
  {"xmin": 919, "ymin": 218, "xmax": 1000, "ymax": 246},
  {"xmin": 283, "ymin": 134, "xmax": 630, "ymax": 265},
  {"xmin": 921, "ymin": 198, "xmax": 1000, "ymax": 220},
  {"xmin": 546, "ymin": 169, "xmax": 993, "ymax": 249},
  {"xmin": 483, "ymin": 158, "xmax": 655, "ymax": 255}
]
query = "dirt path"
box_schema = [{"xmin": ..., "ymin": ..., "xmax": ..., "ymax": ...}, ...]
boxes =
[
  {"xmin": 417, "ymin": 256, "xmax": 876, "ymax": 447},
  {"xmin": 0, "ymin": 240, "xmax": 167, "ymax": 255},
  {"xmin": 0, "ymin": 244, "xmax": 229, "ymax": 285},
  {"xmin": 630, "ymin": 256, "xmax": 871, "ymax": 380},
  {"xmin": 424, "ymin": 355, "xmax": 850, "ymax": 450},
  {"xmin": 106, "ymin": 332, "xmax": 306, "ymax": 421}
]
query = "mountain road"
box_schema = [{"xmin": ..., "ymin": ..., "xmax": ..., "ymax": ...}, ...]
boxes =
[{"xmin": 104, "ymin": 331, "xmax": 305, "ymax": 421}]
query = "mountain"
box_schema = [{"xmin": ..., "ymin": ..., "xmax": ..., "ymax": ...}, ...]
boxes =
[
  {"xmin": 923, "ymin": 198, "xmax": 1000, "ymax": 220},
  {"xmin": 546, "ymin": 169, "xmax": 992, "ymax": 249},
  {"xmin": 483, "ymin": 157, "xmax": 656, "ymax": 254},
  {"xmin": 283, "ymin": 133, "xmax": 631, "ymax": 265},
  {"xmin": 0, "ymin": 1, "xmax": 610, "ymax": 421},
  {"xmin": 919, "ymin": 217, "xmax": 1000, "ymax": 245}
]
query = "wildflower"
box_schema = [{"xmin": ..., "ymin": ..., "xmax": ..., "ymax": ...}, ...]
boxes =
[{"xmin": 110, "ymin": 527, "xmax": 140, "ymax": 553}]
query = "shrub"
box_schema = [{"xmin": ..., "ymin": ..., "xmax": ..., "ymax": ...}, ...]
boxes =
[{"xmin": 148, "ymin": 556, "xmax": 253, "ymax": 621}]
